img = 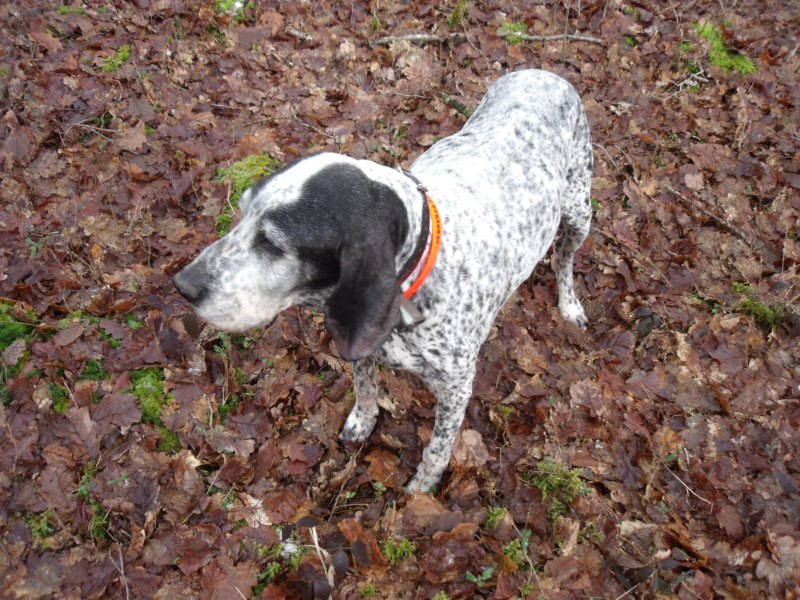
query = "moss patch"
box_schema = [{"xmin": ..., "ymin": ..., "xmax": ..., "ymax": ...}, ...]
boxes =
[
  {"xmin": 694, "ymin": 22, "xmax": 757, "ymax": 75},
  {"xmin": 80, "ymin": 359, "xmax": 110, "ymax": 381},
  {"xmin": 49, "ymin": 383, "xmax": 69, "ymax": 414},
  {"xmin": 130, "ymin": 367, "xmax": 172, "ymax": 425},
  {"xmin": 732, "ymin": 283, "xmax": 784, "ymax": 330},
  {"xmin": 157, "ymin": 426, "xmax": 181, "ymax": 453},
  {"xmin": 24, "ymin": 511, "xmax": 56, "ymax": 546},
  {"xmin": 0, "ymin": 302, "xmax": 33, "ymax": 352},
  {"xmin": 215, "ymin": 154, "xmax": 281, "ymax": 234},
  {"xmin": 525, "ymin": 458, "xmax": 590, "ymax": 521},
  {"xmin": 497, "ymin": 21, "xmax": 527, "ymax": 45},
  {"xmin": 102, "ymin": 45, "xmax": 131, "ymax": 73},
  {"xmin": 381, "ymin": 537, "xmax": 416, "ymax": 564}
]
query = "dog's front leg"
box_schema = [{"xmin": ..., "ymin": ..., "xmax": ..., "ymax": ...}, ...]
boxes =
[
  {"xmin": 339, "ymin": 358, "xmax": 380, "ymax": 443},
  {"xmin": 406, "ymin": 370, "xmax": 475, "ymax": 493}
]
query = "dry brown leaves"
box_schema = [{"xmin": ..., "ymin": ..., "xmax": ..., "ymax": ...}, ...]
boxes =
[{"xmin": 1, "ymin": 0, "xmax": 798, "ymax": 598}]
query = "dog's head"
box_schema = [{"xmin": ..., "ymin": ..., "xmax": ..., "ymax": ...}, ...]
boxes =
[{"xmin": 173, "ymin": 153, "xmax": 410, "ymax": 360}]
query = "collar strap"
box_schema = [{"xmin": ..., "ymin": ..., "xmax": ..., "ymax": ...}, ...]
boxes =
[{"xmin": 397, "ymin": 168, "xmax": 442, "ymax": 300}]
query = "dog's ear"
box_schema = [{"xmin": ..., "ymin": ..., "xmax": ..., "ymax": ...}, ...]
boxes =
[{"xmin": 324, "ymin": 234, "xmax": 401, "ymax": 361}]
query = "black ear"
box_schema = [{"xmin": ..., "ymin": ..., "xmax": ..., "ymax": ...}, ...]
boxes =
[{"xmin": 324, "ymin": 233, "xmax": 401, "ymax": 361}]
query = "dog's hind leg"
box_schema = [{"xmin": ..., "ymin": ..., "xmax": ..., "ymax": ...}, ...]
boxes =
[{"xmin": 554, "ymin": 122, "xmax": 592, "ymax": 328}]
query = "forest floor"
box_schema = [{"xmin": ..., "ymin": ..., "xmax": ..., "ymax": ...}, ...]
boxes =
[{"xmin": 1, "ymin": 1, "xmax": 798, "ymax": 598}]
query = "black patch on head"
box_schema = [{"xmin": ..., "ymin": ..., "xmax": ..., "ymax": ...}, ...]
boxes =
[{"xmin": 266, "ymin": 162, "xmax": 409, "ymax": 359}]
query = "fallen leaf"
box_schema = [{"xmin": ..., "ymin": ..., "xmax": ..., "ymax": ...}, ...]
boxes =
[{"xmin": 451, "ymin": 429, "xmax": 490, "ymax": 469}]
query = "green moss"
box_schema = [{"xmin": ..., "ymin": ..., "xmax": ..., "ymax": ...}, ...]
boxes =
[
  {"xmin": 733, "ymin": 283, "xmax": 784, "ymax": 329},
  {"xmin": 252, "ymin": 561, "xmax": 281, "ymax": 595},
  {"xmin": 213, "ymin": 0, "xmax": 254, "ymax": 23},
  {"xmin": 58, "ymin": 310, "xmax": 102, "ymax": 329},
  {"xmin": 215, "ymin": 154, "xmax": 281, "ymax": 235},
  {"xmin": 98, "ymin": 324, "xmax": 122, "ymax": 349},
  {"xmin": 694, "ymin": 22, "xmax": 757, "ymax": 75},
  {"xmin": 623, "ymin": 34, "xmax": 639, "ymax": 47},
  {"xmin": 124, "ymin": 314, "xmax": 144, "ymax": 330},
  {"xmin": 218, "ymin": 395, "xmax": 240, "ymax": 422},
  {"xmin": 497, "ymin": 21, "xmax": 527, "ymax": 45},
  {"xmin": 75, "ymin": 462, "xmax": 108, "ymax": 540},
  {"xmin": 80, "ymin": 359, "xmax": 109, "ymax": 381},
  {"xmin": 0, "ymin": 303, "xmax": 32, "ymax": 352},
  {"xmin": 49, "ymin": 384, "xmax": 69, "ymax": 414},
  {"xmin": 206, "ymin": 25, "xmax": 227, "ymax": 45},
  {"xmin": 448, "ymin": 0, "xmax": 468, "ymax": 26},
  {"xmin": 24, "ymin": 511, "xmax": 56, "ymax": 545},
  {"xmin": 621, "ymin": 5, "xmax": 640, "ymax": 19},
  {"xmin": 157, "ymin": 426, "xmax": 181, "ymax": 453},
  {"xmin": 57, "ymin": 4, "xmax": 87, "ymax": 15},
  {"xmin": 102, "ymin": 44, "xmax": 131, "ymax": 73},
  {"xmin": 130, "ymin": 367, "xmax": 171, "ymax": 425},
  {"xmin": 381, "ymin": 537, "xmax": 416, "ymax": 564},
  {"xmin": 524, "ymin": 458, "xmax": 590, "ymax": 521},
  {"xmin": 502, "ymin": 529, "xmax": 531, "ymax": 568},
  {"xmin": 482, "ymin": 506, "xmax": 507, "ymax": 529}
]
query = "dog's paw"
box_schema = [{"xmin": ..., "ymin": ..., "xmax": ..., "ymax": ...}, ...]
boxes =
[
  {"xmin": 559, "ymin": 298, "xmax": 588, "ymax": 329},
  {"xmin": 404, "ymin": 452, "xmax": 447, "ymax": 494},
  {"xmin": 404, "ymin": 472, "xmax": 437, "ymax": 495},
  {"xmin": 339, "ymin": 404, "xmax": 379, "ymax": 444}
]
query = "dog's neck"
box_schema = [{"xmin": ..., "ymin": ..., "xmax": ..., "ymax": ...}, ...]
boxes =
[{"xmin": 354, "ymin": 160, "xmax": 429, "ymax": 283}]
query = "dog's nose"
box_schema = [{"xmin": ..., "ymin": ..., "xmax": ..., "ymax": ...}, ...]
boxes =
[{"xmin": 173, "ymin": 265, "xmax": 208, "ymax": 304}]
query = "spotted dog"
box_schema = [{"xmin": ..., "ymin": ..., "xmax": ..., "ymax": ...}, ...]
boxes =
[{"xmin": 174, "ymin": 69, "xmax": 593, "ymax": 492}]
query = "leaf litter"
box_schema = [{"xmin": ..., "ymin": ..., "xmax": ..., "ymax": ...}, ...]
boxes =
[{"xmin": 0, "ymin": 0, "xmax": 798, "ymax": 598}]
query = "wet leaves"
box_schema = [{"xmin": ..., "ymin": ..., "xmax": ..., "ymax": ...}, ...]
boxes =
[{"xmin": 0, "ymin": 0, "xmax": 798, "ymax": 598}]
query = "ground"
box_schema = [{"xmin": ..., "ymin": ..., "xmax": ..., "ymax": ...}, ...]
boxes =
[{"xmin": 1, "ymin": 1, "xmax": 799, "ymax": 599}]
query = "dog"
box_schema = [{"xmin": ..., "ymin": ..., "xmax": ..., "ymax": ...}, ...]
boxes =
[{"xmin": 174, "ymin": 69, "xmax": 592, "ymax": 492}]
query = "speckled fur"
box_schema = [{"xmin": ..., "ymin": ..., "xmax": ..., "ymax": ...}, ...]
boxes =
[{"xmin": 174, "ymin": 70, "xmax": 593, "ymax": 493}]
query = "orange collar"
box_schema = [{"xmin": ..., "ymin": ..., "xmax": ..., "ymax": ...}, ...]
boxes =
[{"xmin": 401, "ymin": 192, "xmax": 441, "ymax": 299}]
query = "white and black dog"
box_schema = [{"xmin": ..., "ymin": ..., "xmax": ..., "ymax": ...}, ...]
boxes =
[{"xmin": 174, "ymin": 69, "xmax": 592, "ymax": 492}]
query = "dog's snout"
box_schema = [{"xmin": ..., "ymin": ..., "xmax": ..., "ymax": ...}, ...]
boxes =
[{"xmin": 173, "ymin": 264, "xmax": 208, "ymax": 304}]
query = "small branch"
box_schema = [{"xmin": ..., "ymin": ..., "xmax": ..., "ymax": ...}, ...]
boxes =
[
  {"xmin": 499, "ymin": 32, "xmax": 603, "ymax": 45},
  {"xmin": 289, "ymin": 105, "xmax": 334, "ymax": 139},
  {"xmin": 285, "ymin": 26, "xmax": 313, "ymax": 42},
  {"xmin": 660, "ymin": 67, "xmax": 710, "ymax": 102},
  {"xmin": 310, "ymin": 526, "xmax": 335, "ymax": 599},
  {"xmin": 665, "ymin": 184, "xmax": 751, "ymax": 246},
  {"xmin": 665, "ymin": 463, "xmax": 713, "ymax": 507},
  {"xmin": 436, "ymin": 92, "xmax": 473, "ymax": 118},
  {"xmin": 613, "ymin": 582, "xmax": 641, "ymax": 600},
  {"xmin": 369, "ymin": 32, "xmax": 466, "ymax": 47},
  {"xmin": 109, "ymin": 544, "xmax": 131, "ymax": 600}
]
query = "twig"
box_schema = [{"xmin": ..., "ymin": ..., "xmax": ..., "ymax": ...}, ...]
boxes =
[
  {"xmin": 289, "ymin": 105, "xmax": 334, "ymax": 139},
  {"xmin": 594, "ymin": 227, "xmax": 669, "ymax": 285},
  {"xmin": 108, "ymin": 544, "xmax": 131, "ymax": 600},
  {"xmin": 499, "ymin": 31, "xmax": 603, "ymax": 45},
  {"xmin": 309, "ymin": 526, "xmax": 334, "ymax": 600},
  {"xmin": 4, "ymin": 423, "xmax": 20, "ymax": 474},
  {"xmin": 370, "ymin": 32, "xmax": 466, "ymax": 47},
  {"xmin": 285, "ymin": 26, "xmax": 313, "ymax": 42},
  {"xmin": 660, "ymin": 67, "xmax": 710, "ymax": 102},
  {"xmin": 613, "ymin": 582, "xmax": 641, "ymax": 600},
  {"xmin": 665, "ymin": 184, "xmax": 751, "ymax": 246},
  {"xmin": 665, "ymin": 464, "xmax": 713, "ymax": 506},
  {"xmin": 371, "ymin": 30, "xmax": 602, "ymax": 47},
  {"xmin": 436, "ymin": 92, "xmax": 473, "ymax": 118}
]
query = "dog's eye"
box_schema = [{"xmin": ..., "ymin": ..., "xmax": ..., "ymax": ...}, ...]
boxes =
[{"xmin": 254, "ymin": 231, "xmax": 284, "ymax": 257}]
